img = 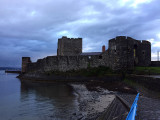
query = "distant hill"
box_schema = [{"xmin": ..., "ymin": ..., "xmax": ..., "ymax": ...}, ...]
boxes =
[{"xmin": 0, "ymin": 67, "xmax": 21, "ymax": 71}]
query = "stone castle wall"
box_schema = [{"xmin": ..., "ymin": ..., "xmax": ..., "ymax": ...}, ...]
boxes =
[
  {"xmin": 26, "ymin": 52, "xmax": 110, "ymax": 73},
  {"xmin": 108, "ymin": 36, "xmax": 151, "ymax": 71},
  {"xmin": 151, "ymin": 61, "xmax": 160, "ymax": 67},
  {"xmin": 108, "ymin": 36, "xmax": 135, "ymax": 71},
  {"xmin": 22, "ymin": 36, "xmax": 151, "ymax": 73},
  {"xmin": 133, "ymin": 40, "xmax": 151, "ymax": 66}
]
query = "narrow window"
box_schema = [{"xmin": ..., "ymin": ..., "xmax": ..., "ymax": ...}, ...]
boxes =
[
  {"xmin": 99, "ymin": 56, "xmax": 102, "ymax": 59},
  {"xmin": 114, "ymin": 46, "xmax": 116, "ymax": 53},
  {"xmin": 134, "ymin": 49, "xmax": 136, "ymax": 58},
  {"xmin": 142, "ymin": 51, "xmax": 145, "ymax": 55}
]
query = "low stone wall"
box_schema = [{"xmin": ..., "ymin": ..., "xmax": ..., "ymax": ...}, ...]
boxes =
[
  {"xmin": 126, "ymin": 74, "xmax": 160, "ymax": 91},
  {"xmin": 151, "ymin": 61, "xmax": 160, "ymax": 67},
  {"xmin": 18, "ymin": 73, "xmax": 122, "ymax": 83}
]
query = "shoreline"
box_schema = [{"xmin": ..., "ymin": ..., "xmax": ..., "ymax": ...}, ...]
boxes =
[
  {"xmin": 20, "ymin": 80, "xmax": 135, "ymax": 120},
  {"xmin": 18, "ymin": 72, "xmax": 160, "ymax": 119},
  {"xmin": 17, "ymin": 72, "xmax": 123, "ymax": 82},
  {"xmin": 18, "ymin": 73, "xmax": 138, "ymax": 119},
  {"xmin": 17, "ymin": 72, "xmax": 140, "ymax": 119},
  {"xmin": 17, "ymin": 73, "xmax": 137, "ymax": 94}
]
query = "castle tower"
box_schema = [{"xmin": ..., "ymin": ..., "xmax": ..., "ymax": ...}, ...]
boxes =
[
  {"xmin": 136, "ymin": 40, "xmax": 151, "ymax": 66},
  {"xmin": 108, "ymin": 36, "xmax": 135, "ymax": 71},
  {"xmin": 108, "ymin": 36, "xmax": 151, "ymax": 71},
  {"xmin": 57, "ymin": 36, "xmax": 82, "ymax": 56},
  {"xmin": 22, "ymin": 57, "xmax": 31, "ymax": 73}
]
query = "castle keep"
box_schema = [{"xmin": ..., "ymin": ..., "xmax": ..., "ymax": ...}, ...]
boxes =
[
  {"xmin": 22, "ymin": 36, "xmax": 151, "ymax": 73},
  {"xmin": 57, "ymin": 36, "xmax": 82, "ymax": 56}
]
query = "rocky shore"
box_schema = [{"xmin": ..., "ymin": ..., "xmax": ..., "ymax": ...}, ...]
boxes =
[
  {"xmin": 70, "ymin": 84, "xmax": 116, "ymax": 120},
  {"xmin": 17, "ymin": 72, "xmax": 140, "ymax": 120},
  {"xmin": 69, "ymin": 83, "xmax": 137, "ymax": 120},
  {"xmin": 71, "ymin": 79, "xmax": 160, "ymax": 120},
  {"xmin": 18, "ymin": 74, "xmax": 138, "ymax": 120}
]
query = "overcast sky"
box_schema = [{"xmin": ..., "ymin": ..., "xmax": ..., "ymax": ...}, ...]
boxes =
[{"xmin": 0, "ymin": 0, "xmax": 160, "ymax": 67}]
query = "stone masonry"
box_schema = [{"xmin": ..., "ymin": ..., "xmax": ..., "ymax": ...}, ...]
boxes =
[
  {"xmin": 57, "ymin": 36, "xmax": 82, "ymax": 56},
  {"xmin": 22, "ymin": 36, "xmax": 151, "ymax": 73},
  {"xmin": 22, "ymin": 57, "xmax": 31, "ymax": 73}
]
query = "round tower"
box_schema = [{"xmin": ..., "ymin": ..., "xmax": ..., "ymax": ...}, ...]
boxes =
[{"xmin": 108, "ymin": 36, "xmax": 135, "ymax": 71}]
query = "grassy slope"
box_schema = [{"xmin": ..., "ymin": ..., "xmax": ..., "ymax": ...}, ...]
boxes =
[
  {"xmin": 133, "ymin": 66, "xmax": 160, "ymax": 75},
  {"xmin": 45, "ymin": 66, "xmax": 118, "ymax": 77}
]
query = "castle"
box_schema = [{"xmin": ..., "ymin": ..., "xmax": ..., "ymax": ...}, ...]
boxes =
[{"xmin": 22, "ymin": 36, "xmax": 151, "ymax": 73}]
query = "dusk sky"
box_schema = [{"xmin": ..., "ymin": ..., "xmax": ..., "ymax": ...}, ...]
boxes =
[{"xmin": 0, "ymin": 0, "xmax": 160, "ymax": 67}]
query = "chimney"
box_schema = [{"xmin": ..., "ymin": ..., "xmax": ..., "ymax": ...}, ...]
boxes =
[{"xmin": 102, "ymin": 45, "xmax": 105, "ymax": 52}]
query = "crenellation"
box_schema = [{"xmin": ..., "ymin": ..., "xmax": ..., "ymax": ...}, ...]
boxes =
[
  {"xmin": 115, "ymin": 36, "xmax": 127, "ymax": 41},
  {"xmin": 126, "ymin": 36, "xmax": 134, "ymax": 40},
  {"xmin": 142, "ymin": 40, "xmax": 151, "ymax": 44},
  {"xmin": 22, "ymin": 36, "xmax": 152, "ymax": 73}
]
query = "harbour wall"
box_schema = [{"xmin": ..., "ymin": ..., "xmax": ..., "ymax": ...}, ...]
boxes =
[{"xmin": 126, "ymin": 74, "xmax": 160, "ymax": 91}]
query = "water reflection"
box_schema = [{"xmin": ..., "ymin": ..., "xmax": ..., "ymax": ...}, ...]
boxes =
[
  {"xmin": 0, "ymin": 71, "xmax": 79, "ymax": 120},
  {"xmin": 20, "ymin": 81, "xmax": 79, "ymax": 120}
]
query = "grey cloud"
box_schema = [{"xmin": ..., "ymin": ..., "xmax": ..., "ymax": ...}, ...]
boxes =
[{"xmin": 0, "ymin": 0, "xmax": 160, "ymax": 66}]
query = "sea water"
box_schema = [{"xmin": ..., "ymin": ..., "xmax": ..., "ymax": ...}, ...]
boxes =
[{"xmin": 0, "ymin": 70, "xmax": 79, "ymax": 120}]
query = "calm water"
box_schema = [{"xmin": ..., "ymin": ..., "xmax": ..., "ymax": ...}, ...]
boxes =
[{"xmin": 0, "ymin": 71, "xmax": 79, "ymax": 120}]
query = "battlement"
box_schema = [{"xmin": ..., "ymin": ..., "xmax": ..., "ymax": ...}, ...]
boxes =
[
  {"xmin": 142, "ymin": 40, "xmax": 151, "ymax": 44},
  {"xmin": 21, "ymin": 36, "xmax": 151, "ymax": 73},
  {"xmin": 127, "ymin": 36, "xmax": 135, "ymax": 40},
  {"xmin": 22, "ymin": 57, "xmax": 31, "ymax": 60},
  {"xmin": 115, "ymin": 36, "xmax": 127, "ymax": 40},
  {"xmin": 109, "ymin": 36, "xmax": 150, "ymax": 45},
  {"xmin": 61, "ymin": 36, "xmax": 82, "ymax": 40},
  {"xmin": 109, "ymin": 36, "xmax": 135, "ymax": 43}
]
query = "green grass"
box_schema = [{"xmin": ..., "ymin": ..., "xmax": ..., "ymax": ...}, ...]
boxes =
[
  {"xmin": 133, "ymin": 66, "xmax": 160, "ymax": 75},
  {"xmin": 123, "ymin": 78, "xmax": 137, "ymax": 86},
  {"xmin": 123, "ymin": 78, "xmax": 160, "ymax": 97},
  {"xmin": 45, "ymin": 66, "xmax": 117, "ymax": 77}
]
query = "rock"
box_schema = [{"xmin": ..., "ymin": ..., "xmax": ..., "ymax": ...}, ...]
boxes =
[{"xmin": 73, "ymin": 113, "xmax": 76, "ymax": 115}]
